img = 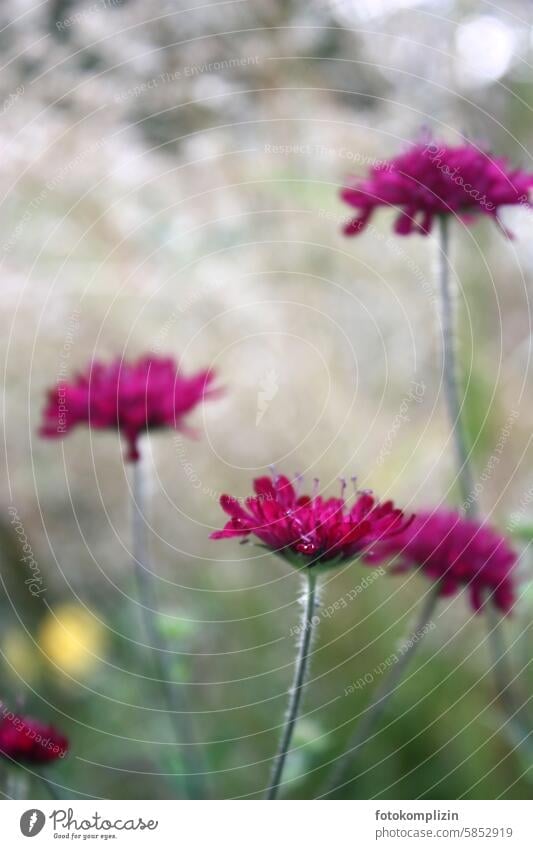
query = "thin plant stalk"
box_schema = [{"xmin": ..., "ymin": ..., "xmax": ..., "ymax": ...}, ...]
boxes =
[
  {"xmin": 131, "ymin": 451, "xmax": 207, "ymax": 799},
  {"xmin": 436, "ymin": 214, "xmax": 475, "ymax": 510},
  {"xmin": 485, "ymin": 603, "xmax": 533, "ymax": 756},
  {"xmin": 266, "ymin": 569, "xmax": 318, "ymax": 800},
  {"xmin": 325, "ymin": 585, "xmax": 440, "ymax": 795},
  {"xmin": 38, "ymin": 773, "xmax": 62, "ymax": 800},
  {"xmin": 436, "ymin": 216, "xmax": 531, "ymax": 752},
  {"xmin": 6, "ymin": 768, "xmax": 27, "ymax": 799}
]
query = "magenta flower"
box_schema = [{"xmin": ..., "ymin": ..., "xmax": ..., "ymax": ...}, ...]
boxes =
[
  {"xmin": 211, "ymin": 473, "xmax": 412, "ymax": 567},
  {"xmin": 0, "ymin": 711, "xmax": 68, "ymax": 764},
  {"xmin": 40, "ymin": 355, "xmax": 221, "ymax": 461},
  {"xmin": 341, "ymin": 139, "xmax": 533, "ymax": 237},
  {"xmin": 368, "ymin": 509, "xmax": 517, "ymax": 613}
]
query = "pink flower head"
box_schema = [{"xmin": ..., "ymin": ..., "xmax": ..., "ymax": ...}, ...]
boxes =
[
  {"xmin": 40, "ymin": 355, "xmax": 221, "ymax": 462},
  {"xmin": 341, "ymin": 138, "xmax": 533, "ymax": 237},
  {"xmin": 211, "ymin": 473, "xmax": 412, "ymax": 568},
  {"xmin": 0, "ymin": 711, "xmax": 68, "ymax": 764},
  {"xmin": 368, "ymin": 509, "xmax": 517, "ymax": 614}
]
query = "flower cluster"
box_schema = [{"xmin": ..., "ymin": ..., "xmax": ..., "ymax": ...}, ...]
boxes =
[
  {"xmin": 29, "ymin": 129, "xmax": 527, "ymax": 799},
  {"xmin": 0, "ymin": 711, "xmax": 68, "ymax": 764},
  {"xmin": 211, "ymin": 473, "xmax": 412, "ymax": 566},
  {"xmin": 40, "ymin": 355, "xmax": 221, "ymax": 462},
  {"xmin": 341, "ymin": 139, "xmax": 533, "ymax": 237},
  {"xmin": 369, "ymin": 509, "xmax": 517, "ymax": 614}
]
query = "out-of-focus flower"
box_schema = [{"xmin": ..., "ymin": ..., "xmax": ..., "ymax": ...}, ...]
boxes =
[
  {"xmin": 211, "ymin": 472, "xmax": 412, "ymax": 567},
  {"xmin": 0, "ymin": 710, "xmax": 68, "ymax": 764},
  {"xmin": 368, "ymin": 509, "xmax": 517, "ymax": 613},
  {"xmin": 341, "ymin": 138, "xmax": 533, "ymax": 237},
  {"xmin": 38, "ymin": 604, "xmax": 105, "ymax": 678},
  {"xmin": 2, "ymin": 632, "xmax": 39, "ymax": 684},
  {"xmin": 39, "ymin": 355, "xmax": 222, "ymax": 461}
]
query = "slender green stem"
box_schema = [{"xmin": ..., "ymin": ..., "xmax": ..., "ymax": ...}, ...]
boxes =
[
  {"xmin": 131, "ymin": 454, "xmax": 207, "ymax": 799},
  {"xmin": 266, "ymin": 569, "xmax": 318, "ymax": 799},
  {"xmin": 437, "ymin": 215, "xmax": 475, "ymax": 511},
  {"xmin": 325, "ymin": 586, "xmax": 440, "ymax": 796},
  {"xmin": 485, "ymin": 603, "xmax": 533, "ymax": 756},
  {"xmin": 6, "ymin": 768, "xmax": 27, "ymax": 799},
  {"xmin": 38, "ymin": 773, "xmax": 62, "ymax": 800},
  {"xmin": 436, "ymin": 217, "xmax": 531, "ymax": 755}
]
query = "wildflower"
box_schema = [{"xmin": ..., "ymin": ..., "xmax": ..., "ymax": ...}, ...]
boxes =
[
  {"xmin": 211, "ymin": 473, "xmax": 411, "ymax": 567},
  {"xmin": 0, "ymin": 711, "xmax": 68, "ymax": 763},
  {"xmin": 368, "ymin": 509, "xmax": 516, "ymax": 613},
  {"xmin": 39, "ymin": 604, "xmax": 106, "ymax": 677},
  {"xmin": 39, "ymin": 355, "xmax": 221, "ymax": 461},
  {"xmin": 341, "ymin": 139, "xmax": 533, "ymax": 237}
]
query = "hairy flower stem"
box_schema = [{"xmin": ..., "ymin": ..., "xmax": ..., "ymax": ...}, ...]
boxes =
[
  {"xmin": 266, "ymin": 569, "xmax": 318, "ymax": 800},
  {"xmin": 131, "ymin": 455, "xmax": 207, "ymax": 799},
  {"xmin": 325, "ymin": 585, "xmax": 440, "ymax": 796},
  {"xmin": 437, "ymin": 217, "xmax": 531, "ymax": 753},
  {"xmin": 436, "ymin": 215, "xmax": 475, "ymax": 510}
]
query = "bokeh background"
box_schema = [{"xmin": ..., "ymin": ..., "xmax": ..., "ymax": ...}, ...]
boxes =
[{"xmin": 1, "ymin": 0, "xmax": 533, "ymax": 799}]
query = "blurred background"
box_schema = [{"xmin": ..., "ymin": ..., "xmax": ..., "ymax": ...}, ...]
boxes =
[{"xmin": 1, "ymin": 0, "xmax": 533, "ymax": 799}]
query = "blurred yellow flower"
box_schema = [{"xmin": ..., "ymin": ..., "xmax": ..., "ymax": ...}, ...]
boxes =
[
  {"xmin": 2, "ymin": 631, "xmax": 39, "ymax": 682},
  {"xmin": 38, "ymin": 604, "xmax": 105, "ymax": 677}
]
